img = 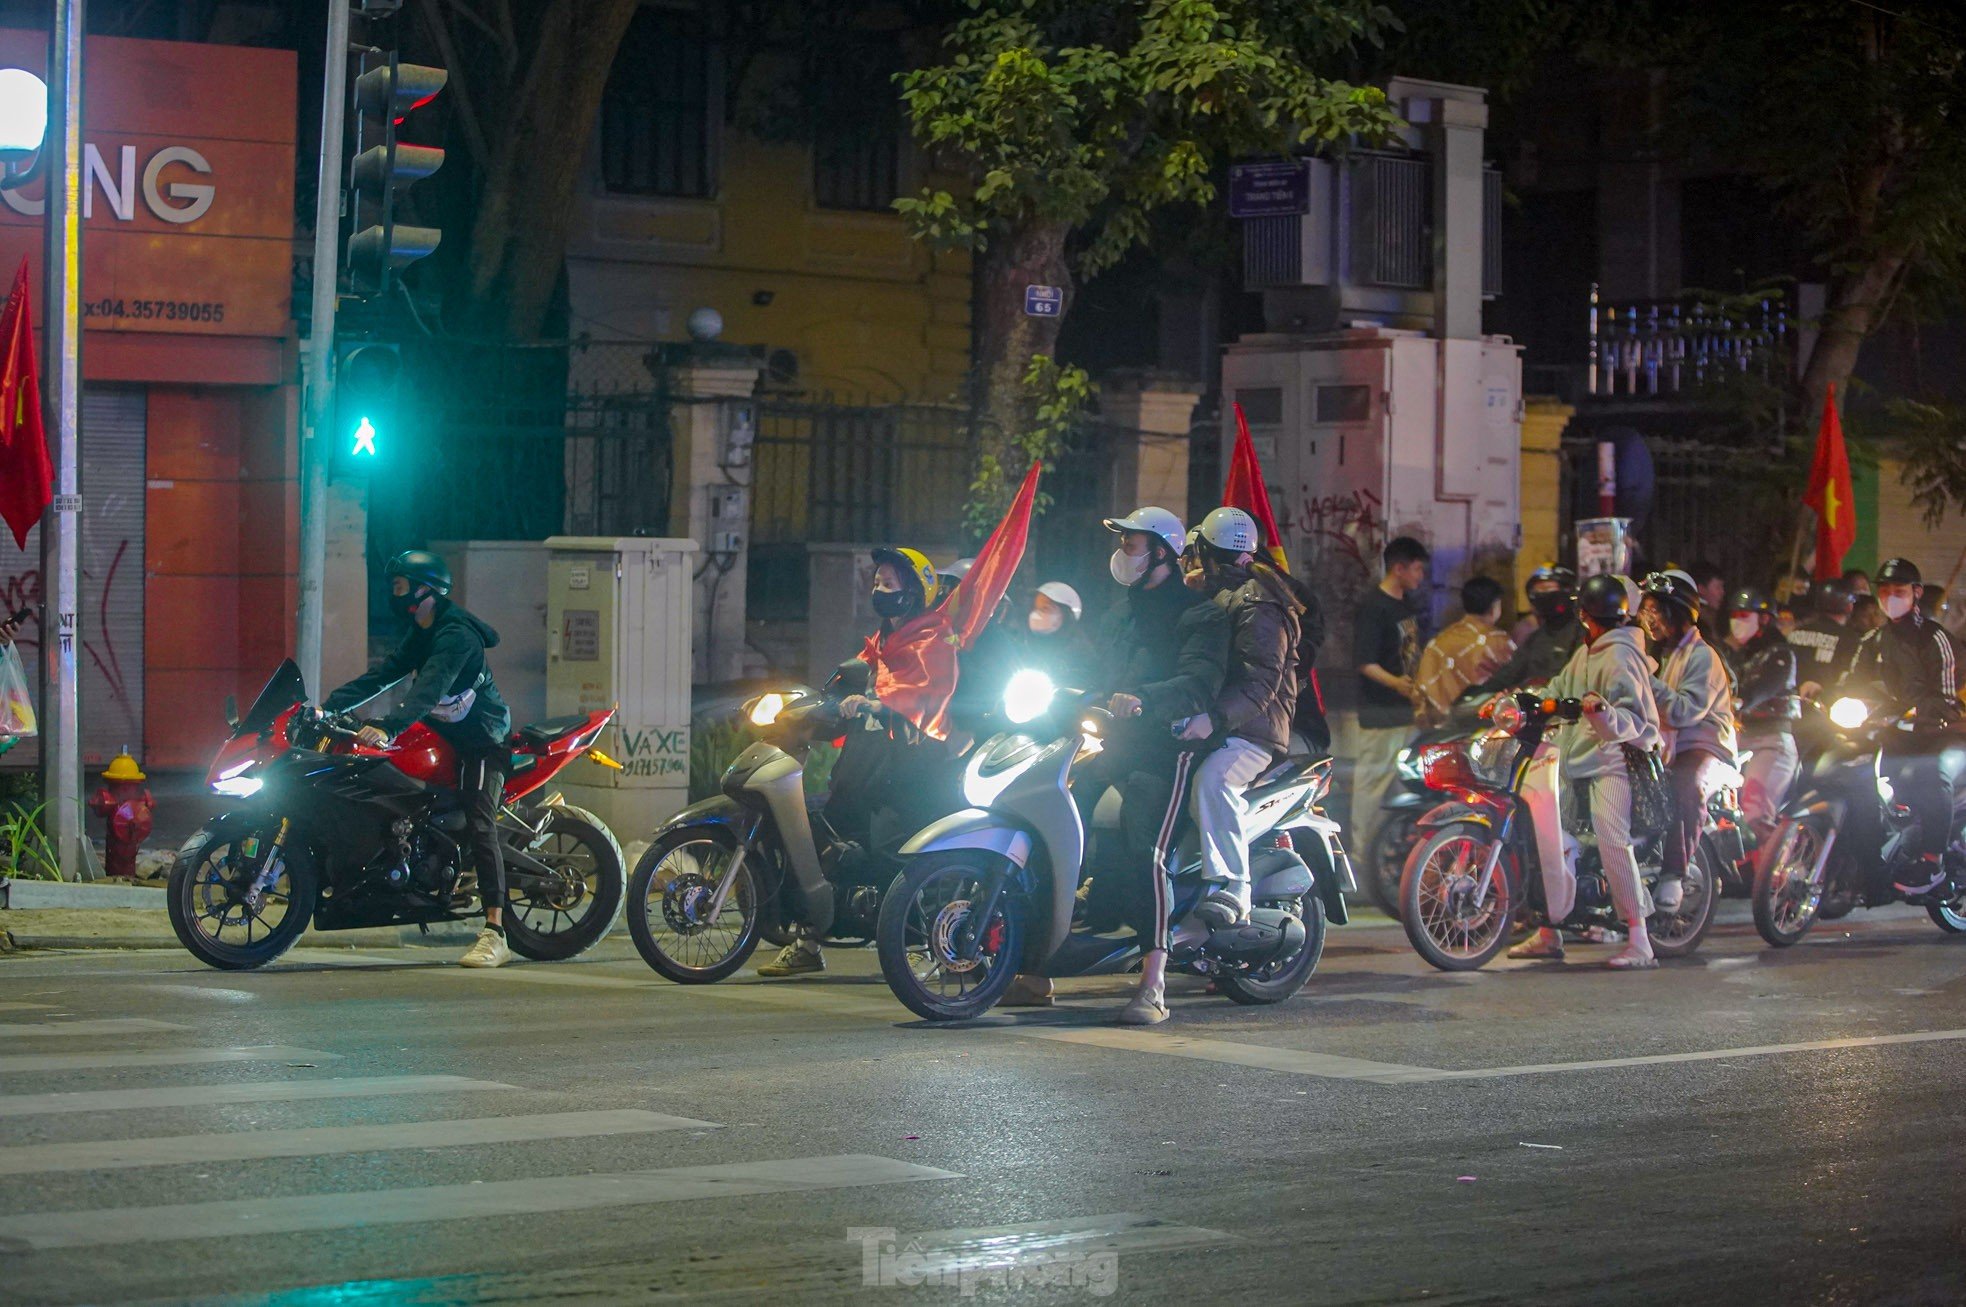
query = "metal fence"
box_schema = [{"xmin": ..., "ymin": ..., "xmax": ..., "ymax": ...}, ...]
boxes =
[{"xmin": 750, "ymin": 398, "xmax": 974, "ymax": 545}]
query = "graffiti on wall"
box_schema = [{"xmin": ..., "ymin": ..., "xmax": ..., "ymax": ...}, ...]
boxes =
[{"xmin": 0, "ymin": 536, "xmax": 142, "ymax": 754}]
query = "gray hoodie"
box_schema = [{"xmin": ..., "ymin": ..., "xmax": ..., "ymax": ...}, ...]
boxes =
[
  {"xmin": 1544, "ymin": 624, "xmax": 1663, "ymax": 778},
  {"xmin": 1652, "ymin": 627, "xmax": 1736, "ymax": 762}
]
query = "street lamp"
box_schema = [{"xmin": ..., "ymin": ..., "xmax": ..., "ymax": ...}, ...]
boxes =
[{"xmin": 0, "ymin": 67, "xmax": 48, "ymax": 189}]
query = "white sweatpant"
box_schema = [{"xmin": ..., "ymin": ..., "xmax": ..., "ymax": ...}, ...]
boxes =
[
  {"xmin": 1192, "ymin": 737, "xmax": 1275, "ymax": 903},
  {"xmin": 1521, "ymin": 744, "xmax": 1649, "ymax": 927}
]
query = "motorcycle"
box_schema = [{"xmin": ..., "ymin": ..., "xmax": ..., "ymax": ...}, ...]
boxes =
[
  {"xmin": 1398, "ymin": 692, "xmax": 1720, "ymax": 971},
  {"xmin": 873, "ymin": 671, "xmax": 1352, "ymax": 1022},
  {"xmin": 168, "ymin": 659, "xmax": 627, "ymax": 970},
  {"xmin": 1752, "ymin": 695, "xmax": 1966, "ymax": 946},
  {"xmin": 1369, "ymin": 704, "xmax": 1490, "ymax": 918},
  {"xmin": 625, "ymin": 683, "xmax": 927, "ymax": 982}
]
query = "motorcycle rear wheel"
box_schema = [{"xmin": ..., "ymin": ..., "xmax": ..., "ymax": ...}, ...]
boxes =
[
  {"xmin": 876, "ymin": 852, "xmax": 1025, "ymax": 1022},
  {"xmin": 1400, "ymin": 823, "xmax": 1517, "ymax": 972},
  {"xmin": 502, "ymin": 805, "xmax": 625, "ymax": 962},
  {"xmin": 1216, "ymin": 895, "xmax": 1327, "ymax": 1004},
  {"xmin": 627, "ymin": 827, "xmax": 763, "ymax": 983},
  {"xmin": 1928, "ymin": 891, "xmax": 1966, "ymax": 934},
  {"xmin": 1648, "ymin": 845, "xmax": 1719, "ymax": 958},
  {"xmin": 1753, "ymin": 816, "xmax": 1830, "ymax": 948},
  {"xmin": 167, "ymin": 821, "xmax": 317, "ymax": 970}
]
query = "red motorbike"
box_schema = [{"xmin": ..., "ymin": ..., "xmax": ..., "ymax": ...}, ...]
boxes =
[{"xmin": 168, "ymin": 659, "xmax": 628, "ymax": 970}]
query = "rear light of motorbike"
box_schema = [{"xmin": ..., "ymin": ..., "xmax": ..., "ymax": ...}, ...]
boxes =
[{"xmin": 1418, "ymin": 742, "xmax": 1476, "ymax": 791}]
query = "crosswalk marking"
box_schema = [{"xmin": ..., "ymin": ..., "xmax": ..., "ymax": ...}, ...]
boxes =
[
  {"xmin": 0, "ymin": 1002, "xmax": 53, "ymax": 1013},
  {"xmin": 1009, "ymin": 1026, "xmax": 1441, "ymax": 1083},
  {"xmin": 0, "ymin": 1045, "xmax": 339, "ymax": 1075},
  {"xmin": 0, "ymin": 1154, "xmax": 961, "ymax": 1251},
  {"xmin": 873, "ymin": 1212, "xmax": 1235, "ymax": 1276},
  {"xmin": 0, "ymin": 1108, "xmax": 721, "ymax": 1177},
  {"xmin": 0, "ymin": 1018, "xmax": 188, "ymax": 1039},
  {"xmin": 0, "ymin": 1074, "xmax": 513, "ymax": 1118}
]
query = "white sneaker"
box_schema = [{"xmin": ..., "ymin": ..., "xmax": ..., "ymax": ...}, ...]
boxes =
[{"xmin": 459, "ymin": 928, "xmax": 512, "ymax": 969}]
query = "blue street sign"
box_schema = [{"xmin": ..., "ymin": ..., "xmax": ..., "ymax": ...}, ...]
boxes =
[
  {"xmin": 1228, "ymin": 160, "xmax": 1310, "ymax": 219},
  {"xmin": 1024, "ymin": 284, "xmax": 1063, "ymax": 317}
]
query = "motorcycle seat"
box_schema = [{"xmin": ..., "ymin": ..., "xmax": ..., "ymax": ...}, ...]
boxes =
[
  {"xmin": 513, "ymin": 715, "xmax": 590, "ymax": 749},
  {"xmin": 1252, "ymin": 755, "xmax": 1331, "ymax": 792}
]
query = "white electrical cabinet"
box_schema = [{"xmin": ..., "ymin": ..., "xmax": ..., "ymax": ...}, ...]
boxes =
[
  {"xmin": 431, "ymin": 540, "xmax": 549, "ymax": 730},
  {"xmin": 543, "ymin": 536, "xmax": 699, "ymax": 838}
]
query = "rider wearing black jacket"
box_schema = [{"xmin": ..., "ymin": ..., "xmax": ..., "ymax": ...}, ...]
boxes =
[
  {"xmin": 1722, "ymin": 587, "xmax": 1799, "ymax": 843},
  {"xmin": 1837, "ymin": 557, "xmax": 1964, "ymax": 895},
  {"xmin": 325, "ymin": 550, "xmax": 514, "ymax": 969},
  {"xmin": 1468, "ymin": 566, "xmax": 1582, "ymax": 695}
]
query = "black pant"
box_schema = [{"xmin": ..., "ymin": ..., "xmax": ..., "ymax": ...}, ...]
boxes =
[
  {"xmin": 1077, "ymin": 750, "xmax": 1195, "ymax": 952},
  {"xmin": 457, "ymin": 749, "xmax": 507, "ymax": 908},
  {"xmin": 1880, "ymin": 733, "xmax": 1966, "ymax": 863},
  {"xmin": 824, "ymin": 724, "xmax": 957, "ymax": 854}
]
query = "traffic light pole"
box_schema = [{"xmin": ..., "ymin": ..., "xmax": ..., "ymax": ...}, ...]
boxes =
[
  {"xmin": 297, "ymin": 0, "xmax": 351, "ymax": 699},
  {"xmin": 41, "ymin": 0, "xmax": 84, "ymax": 879}
]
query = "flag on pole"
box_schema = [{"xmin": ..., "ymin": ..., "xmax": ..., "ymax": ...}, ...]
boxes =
[
  {"xmin": 864, "ymin": 462, "xmax": 1042, "ymax": 740},
  {"xmin": 0, "ymin": 257, "xmax": 50, "ymax": 550},
  {"xmin": 1227, "ymin": 402, "xmax": 1288, "ymax": 571},
  {"xmin": 1802, "ymin": 383, "xmax": 1856, "ymax": 581}
]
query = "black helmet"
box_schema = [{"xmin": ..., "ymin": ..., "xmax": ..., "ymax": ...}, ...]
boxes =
[
  {"xmin": 1578, "ymin": 574, "xmax": 1630, "ymax": 625},
  {"xmin": 1526, "ymin": 563, "xmax": 1578, "ymax": 596},
  {"xmin": 1876, "ymin": 557, "xmax": 1922, "ymax": 586},
  {"xmin": 385, "ymin": 549, "xmax": 452, "ymax": 596},
  {"xmin": 1641, "ymin": 570, "xmax": 1699, "ymax": 625},
  {"xmin": 1725, "ymin": 586, "xmax": 1773, "ymax": 617},
  {"xmin": 1814, "ymin": 577, "xmax": 1854, "ymax": 617}
]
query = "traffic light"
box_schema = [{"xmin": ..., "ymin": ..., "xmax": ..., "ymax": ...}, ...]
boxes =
[
  {"xmin": 346, "ymin": 52, "xmax": 447, "ymax": 295},
  {"xmin": 334, "ymin": 343, "xmax": 401, "ymax": 476}
]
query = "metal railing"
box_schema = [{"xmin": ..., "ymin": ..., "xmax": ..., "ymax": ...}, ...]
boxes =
[
  {"xmin": 1558, "ymin": 436, "xmax": 1796, "ymax": 584},
  {"xmin": 750, "ymin": 397, "xmax": 974, "ymax": 547},
  {"xmin": 1586, "ymin": 285, "xmax": 1791, "ymax": 399}
]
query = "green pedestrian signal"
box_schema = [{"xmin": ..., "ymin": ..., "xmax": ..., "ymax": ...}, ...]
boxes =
[
  {"xmin": 334, "ymin": 344, "xmax": 401, "ymax": 478},
  {"xmin": 351, "ymin": 416, "xmax": 378, "ymax": 458}
]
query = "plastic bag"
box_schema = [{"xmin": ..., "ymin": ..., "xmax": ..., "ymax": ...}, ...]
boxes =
[{"xmin": 0, "ymin": 642, "xmax": 36, "ymax": 738}]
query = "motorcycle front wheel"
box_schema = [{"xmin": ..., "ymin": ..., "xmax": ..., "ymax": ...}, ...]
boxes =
[
  {"xmin": 1649, "ymin": 844, "xmax": 1719, "ymax": 958},
  {"xmin": 1400, "ymin": 823, "xmax": 1517, "ymax": 972},
  {"xmin": 876, "ymin": 852, "xmax": 1025, "ymax": 1022},
  {"xmin": 167, "ymin": 820, "xmax": 317, "ymax": 970},
  {"xmin": 1753, "ymin": 815, "xmax": 1831, "ymax": 947},
  {"xmin": 501, "ymin": 805, "xmax": 625, "ymax": 962},
  {"xmin": 627, "ymin": 827, "xmax": 763, "ymax": 983},
  {"xmin": 1365, "ymin": 812, "xmax": 1415, "ymax": 920},
  {"xmin": 1928, "ymin": 887, "xmax": 1966, "ymax": 934},
  {"xmin": 1216, "ymin": 894, "xmax": 1327, "ymax": 1005}
]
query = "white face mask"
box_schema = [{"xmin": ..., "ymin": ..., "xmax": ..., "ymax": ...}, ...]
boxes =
[
  {"xmin": 1110, "ymin": 548, "xmax": 1150, "ymax": 586},
  {"xmin": 1028, "ymin": 608, "xmax": 1063, "ymax": 635},
  {"xmin": 1881, "ymin": 593, "xmax": 1915, "ymax": 621},
  {"xmin": 1730, "ymin": 616, "xmax": 1760, "ymax": 644}
]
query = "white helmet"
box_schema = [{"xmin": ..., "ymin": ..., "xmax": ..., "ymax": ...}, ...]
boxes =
[
  {"xmin": 1035, "ymin": 580, "xmax": 1083, "ymax": 621},
  {"xmin": 1103, "ymin": 506, "xmax": 1186, "ymax": 556},
  {"xmin": 1198, "ymin": 506, "xmax": 1260, "ymax": 555},
  {"xmin": 939, "ymin": 557, "xmax": 974, "ymax": 585}
]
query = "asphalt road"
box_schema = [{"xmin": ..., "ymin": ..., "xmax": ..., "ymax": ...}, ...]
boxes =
[{"xmin": 1, "ymin": 902, "xmax": 1963, "ymax": 1306}]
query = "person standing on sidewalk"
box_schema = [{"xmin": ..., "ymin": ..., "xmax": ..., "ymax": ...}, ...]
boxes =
[
  {"xmin": 1415, "ymin": 575, "xmax": 1513, "ymax": 725},
  {"xmin": 1350, "ymin": 537, "xmax": 1429, "ymax": 865}
]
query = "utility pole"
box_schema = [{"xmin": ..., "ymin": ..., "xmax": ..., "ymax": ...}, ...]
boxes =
[
  {"xmin": 40, "ymin": 0, "xmax": 84, "ymax": 879},
  {"xmin": 297, "ymin": 0, "xmax": 352, "ymax": 697}
]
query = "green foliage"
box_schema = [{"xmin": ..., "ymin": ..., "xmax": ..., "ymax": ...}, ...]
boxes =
[
  {"xmin": 1885, "ymin": 399, "xmax": 1966, "ymax": 530},
  {"xmin": 0, "ymin": 800, "xmax": 60, "ymax": 882},
  {"xmin": 896, "ymin": 0, "xmax": 1401, "ymax": 278},
  {"xmin": 965, "ymin": 354, "xmax": 1094, "ymax": 539}
]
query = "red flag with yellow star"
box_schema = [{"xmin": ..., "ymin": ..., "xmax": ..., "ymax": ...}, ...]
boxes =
[
  {"xmin": 1227, "ymin": 402, "xmax": 1289, "ymax": 571},
  {"xmin": 1802, "ymin": 383, "xmax": 1856, "ymax": 581}
]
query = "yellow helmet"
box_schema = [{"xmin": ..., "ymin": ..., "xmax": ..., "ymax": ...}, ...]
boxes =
[{"xmin": 872, "ymin": 546, "xmax": 941, "ymax": 609}]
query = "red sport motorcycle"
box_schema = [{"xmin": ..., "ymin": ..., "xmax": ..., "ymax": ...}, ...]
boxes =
[{"xmin": 168, "ymin": 659, "xmax": 628, "ymax": 970}]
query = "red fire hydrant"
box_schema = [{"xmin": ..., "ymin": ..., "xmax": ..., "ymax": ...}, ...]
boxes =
[{"xmin": 89, "ymin": 751, "xmax": 154, "ymax": 880}]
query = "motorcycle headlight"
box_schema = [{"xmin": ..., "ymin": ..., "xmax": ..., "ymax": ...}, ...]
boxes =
[
  {"xmin": 747, "ymin": 692, "xmax": 787, "ymax": 727},
  {"xmin": 1002, "ymin": 669, "xmax": 1057, "ymax": 726},
  {"xmin": 1828, "ymin": 697, "xmax": 1870, "ymax": 730},
  {"xmin": 211, "ymin": 760, "xmax": 263, "ymax": 798},
  {"xmin": 1395, "ymin": 747, "xmax": 1420, "ymax": 782}
]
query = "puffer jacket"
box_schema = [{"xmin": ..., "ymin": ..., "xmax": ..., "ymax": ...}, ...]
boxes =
[
  {"xmin": 1543, "ymin": 624, "xmax": 1663, "ymax": 779},
  {"xmin": 1652, "ymin": 627, "xmax": 1736, "ymax": 761},
  {"xmin": 1209, "ymin": 564, "xmax": 1303, "ymax": 759}
]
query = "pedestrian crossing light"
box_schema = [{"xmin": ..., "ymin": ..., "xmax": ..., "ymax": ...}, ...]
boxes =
[
  {"xmin": 351, "ymin": 416, "xmax": 378, "ymax": 458},
  {"xmin": 346, "ymin": 53, "xmax": 447, "ymax": 295},
  {"xmin": 335, "ymin": 344, "xmax": 401, "ymax": 477}
]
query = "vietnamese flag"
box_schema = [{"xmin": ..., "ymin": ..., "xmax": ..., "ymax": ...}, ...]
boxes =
[
  {"xmin": 0, "ymin": 257, "xmax": 50, "ymax": 550},
  {"xmin": 1227, "ymin": 402, "xmax": 1288, "ymax": 571},
  {"xmin": 1802, "ymin": 383, "xmax": 1856, "ymax": 581},
  {"xmin": 863, "ymin": 462, "xmax": 1042, "ymax": 740}
]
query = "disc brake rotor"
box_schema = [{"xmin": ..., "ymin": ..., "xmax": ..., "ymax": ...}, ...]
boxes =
[
  {"xmin": 659, "ymin": 870, "xmax": 713, "ymax": 933},
  {"xmin": 930, "ymin": 898, "xmax": 979, "ymax": 974}
]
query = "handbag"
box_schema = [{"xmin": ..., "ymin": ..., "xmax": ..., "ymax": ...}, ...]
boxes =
[
  {"xmin": 1622, "ymin": 743, "xmax": 1670, "ymax": 834},
  {"xmin": 0, "ymin": 643, "xmax": 36, "ymax": 738}
]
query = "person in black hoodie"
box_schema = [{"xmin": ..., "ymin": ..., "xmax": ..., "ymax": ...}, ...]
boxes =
[
  {"xmin": 1468, "ymin": 565, "xmax": 1582, "ymax": 696},
  {"xmin": 324, "ymin": 550, "xmax": 515, "ymax": 969},
  {"xmin": 1049, "ymin": 506, "xmax": 1228, "ymax": 1025}
]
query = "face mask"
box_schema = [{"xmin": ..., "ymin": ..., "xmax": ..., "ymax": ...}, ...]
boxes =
[
  {"xmin": 1730, "ymin": 616, "xmax": 1760, "ymax": 644},
  {"xmin": 872, "ymin": 587, "xmax": 913, "ymax": 620},
  {"xmin": 1881, "ymin": 594, "xmax": 1914, "ymax": 621},
  {"xmin": 1028, "ymin": 608, "xmax": 1063, "ymax": 635},
  {"xmin": 1110, "ymin": 548, "xmax": 1150, "ymax": 586},
  {"xmin": 1530, "ymin": 592, "xmax": 1572, "ymax": 625},
  {"xmin": 393, "ymin": 587, "xmax": 427, "ymax": 620}
]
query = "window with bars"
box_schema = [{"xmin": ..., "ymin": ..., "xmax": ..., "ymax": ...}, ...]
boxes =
[
  {"xmin": 811, "ymin": 41, "xmax": 903, "ymax": 212},
  {"xmin": 601, "ymin": 7, "xmax": 718, "ymax": 199}
]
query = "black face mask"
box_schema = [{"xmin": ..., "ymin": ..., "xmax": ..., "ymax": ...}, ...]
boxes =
[
  {"xmin": 1530, "ymin": 592, "xmax": 1574, "ymax": 626},
  {"xmin": 393, "ymin": 586, "xmax": 429, "ymax": 620},
  {"xmin": 872, "ymin": 588, "xmax": 915, "ymax": 620}
]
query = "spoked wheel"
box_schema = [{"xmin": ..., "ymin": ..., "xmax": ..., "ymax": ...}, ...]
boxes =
[
  {"xmin": 501, "ymin": 804, "xmax": 625, "ymax": 962},
  {"xmin": 166, "ymin": 821, "xmax": 316, "ymax": 970},
  {"xmin": 1649, "ymin": 846, "xmax": 1719, "ymax": 958},
  {"xmin": 1928, "ymin": 885, "xmax": 1966, "ymax": 934},
  {"xmin": 1216, "ymin": 895, "xmax": 1327, "ymax": 1005},
  {"xmin": 1753, "ymin": 816, "xmax": 1831, "ymax": 948},
  {"xmin": 627, "ymin": 827, "xmax": 764, "ymax": 983},
  {"xmin": 876, "ymin": 852, "xmax": 1024, "ymax": 1022},
  {"xmin": 1400, "ymin": 823, "xmax": 1517, "ymax": 972},
  {"xmin": 1365, "ymin": 813, "xmax": 1415, "ymax": 919}
]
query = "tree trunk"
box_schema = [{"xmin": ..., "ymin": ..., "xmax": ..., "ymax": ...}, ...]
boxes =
[
  {"xmin": 458, "ymin": 0, "xmax": 640, "ymax": 339},
  {"xmin": 974, "ymin": 222, "xmax": 1073, "ymax": 454},
  {"xmin": 1797, "ymin": 244, "xmax": 1913, "ymax": 429}
]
